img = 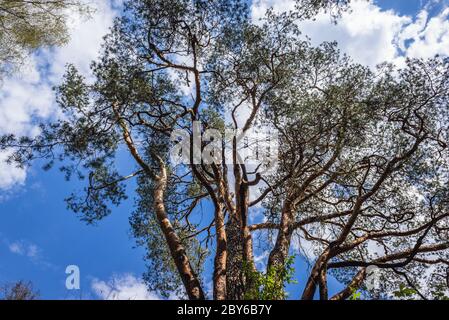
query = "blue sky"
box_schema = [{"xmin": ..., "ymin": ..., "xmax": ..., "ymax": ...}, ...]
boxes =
[
  {"xmin": 1, "ymin": 0, "xmax": 449, "ymax": 300},
  {"xmin": 375, "ymin": 0, "xmax": 423, "ymax": 14}
]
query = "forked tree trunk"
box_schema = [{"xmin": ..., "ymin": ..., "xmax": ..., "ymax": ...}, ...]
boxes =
[{"xmin": 302, "ymin": 249, "xmax": 332, "ymax": 300}]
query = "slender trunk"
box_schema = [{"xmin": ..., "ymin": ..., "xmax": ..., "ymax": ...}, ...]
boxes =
[
  {"xmin": 318, "ymin": 267, "xmax": 328, "ymax": 300},
  {"xmin": 268, "ymin": 202, "xmax": 294, "ymax": 270},
  {"xmin": 330, "ymin": 268, "xmax": 366, "ymax": 300},
  {"xmin": 240, "ymin": 183, "xmax": 254, "ymax": 265},
  {"xmin": 213, "ymin": 203, "xmax": 227, "ymax": 300},
  {"xmin": 302, "ymin": 249, "xmax": 331, "ymax": 300},
  {"xmin": 153, "ymin": 172, "xmax": 205, "ymax": 300},
  {"xmin": 242, "ymin": 225, "xmax": 254, "ymax": 265},
  {"xmin": 114, "ymin": 107, "xmax": 205, "ymax": 300},
  {"xmin": 240, "ymin": 184, "xmax": 257, "ymax": 297}
]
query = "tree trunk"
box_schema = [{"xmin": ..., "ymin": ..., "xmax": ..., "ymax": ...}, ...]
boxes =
[
  {"xmin": 330, "ymin": 268, "xmax": 366, "ymax": 300},
  {"xmin": 153, "ymin": 172, "xmax": 205, "ymax": 300},
  {"xmin": 225, "ymin": 216, "xmax": 246, "ymax": 300},
  {"xmin": 318, "ymin": 266, "xmax": 329, "ymax": 300},
  {"xmin": 302, "ymin": 249, "xmax": 331, "ymax": 300},
  {"xmin": 213, "ymin": 203, "xmax": 227, "ymax": 300},
  {"xmin": 268, "ymin": 203, "xmax": 294, "ymax": 270}
]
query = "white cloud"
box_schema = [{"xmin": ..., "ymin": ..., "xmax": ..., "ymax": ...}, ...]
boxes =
[
  {"xmin": 46, "ymin": 0, "xmax": 121, "ymax": 81},
  {"xmin": 252, "ymin": 0, "xmax": 449, "ymax": 68},
  {"xmin": 91, "ymin": 274, "xmax": 160, "ymax": 300},
  {"xmin": 300, "ymin": 0, "xmax": 410, "ymax": 68},
  {"xmin": 0, "ymin": 0, "xmax": 121, "ymax": 190},
  {"xmin": 251, "ymin": 0, "xmax": 296, "ymax": 22},
  {"xmin": 8, "ymin": 242, "xmax": 24, "ymax": 255},
  {"xmin": 0, "ymin": 151, "xmax": 26, "ymax": 190},
  {"xmin": 403, "ymin": 8, "xmax": 449, "ymax": 59},
  {"xmin": 253, "ymin": 249, "xmax": 269, "ymax": 270},
  {"xmin": 8, "ymin": 240, "xmax": 41, "ymax": 259}
]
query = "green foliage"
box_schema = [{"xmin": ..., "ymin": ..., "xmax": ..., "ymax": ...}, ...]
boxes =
[
  {"xmin": 2, "ymin": 0, "xmax": 449, "ymax": 301},
  {"xmin": 130, "ymin": 166, "xmax": 208, "ymax": 299},
  {"xmin": 244, "ymin": 256, "xmax": 297, "ymax": 300},
  {"xmin": 393, "ymin": 283, "xmax": 418, "ymax": 299},
  {"xmin": 292, "ymin": 0, "xmax": 352, "ymax": 21},
  {"xmin": 0, "ymin": 0, "xmax": 90, "ymax": 77},
  {"xmin": 349, "ymin": 289, "xmax": 362, "ymax": 301},
  {"xmin": 431, "ymin": 284, "xmax": 449, "ymax": 301}
]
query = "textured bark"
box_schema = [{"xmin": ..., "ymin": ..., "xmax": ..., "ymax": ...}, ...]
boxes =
[
  {"xmin": 213, "ymin": 203, "xmax": 227, "ymax": 300},
  {"xmin": 224, "ymin": 145, "xmax": 256, "ymax": 300},
  {"xmin": 318, "ymin": 266, "xmax": 329, "ymax": 300},
  {"xmin": 302, "ymin": 248, "xmax": 332, "ymax": 300},
  {"xmin": 239, "ymin": 183, "xmax": 255, "ymax": 267},
  {"xmin": 225, "ymin": 216, "xmax": 246, "ymax": 300},
  {"xmin": 115, "ymin": 106, "xmax": 204, "ymax": 300},
  {"xmin": 153, "ymin": 171, "xmax": 205, "ymax": 300},
  {"xmin": 225, "ymin": 219, "xmax": 256, "ymax": 300},
  {"xmin": 268, "ymin": 202, "xmax": 294, "ymax": 270}
]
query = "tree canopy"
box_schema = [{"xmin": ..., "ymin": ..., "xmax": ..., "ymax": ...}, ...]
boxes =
[
  {"xmin": 0, "ymin": 0, "xmax": 88, "ymax": 78},
  {"xmin": 0, "ymin": 280, "xmax": 39, "ymax": 300},
  {"xmin": 1, "ymin": 0, "xmax": 449, "ymax": 300}
]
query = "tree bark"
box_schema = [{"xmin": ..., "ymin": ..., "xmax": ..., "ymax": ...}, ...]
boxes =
[
  {"xmin": 213, "ymin": 203, "xmax": 227, "ymax": 300},
  {"xmin": 302, "ymin": 248, "xmax": 332, "ymax": 300},
  {"xmin": 153, "ymin": 169, "xmax": 205, "ymax": 300},
  {"xmin": 114, "ymin": 107, "xmax": 205, "ymax": 300},
  {"xmin": 268, "ymin": 202, "xmax": 294, "ymax": 270},
  {"xmin": 330, "ymin": 268, "xmax": 367, "ymax": 300},
  {"xmin": 318, "ymin": 266, "xmax": 328, "ymax": 300},
  {"xmin": 225, "ymin": 216, "xmax": 246, "ymax": 300}
]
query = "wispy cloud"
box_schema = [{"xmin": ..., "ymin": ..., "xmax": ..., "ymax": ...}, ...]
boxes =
[
  {"xmin": 91, "ymin": 274, "xmax": 160, "ymax": 300},
  {"xmin": 1, "ymin": 236, "xmax": 58, "ymax": 271},
  {"xmin": 8, "ymin": 240, "xmax": 41, "ymax": 259},
  {"xmin": 8, "ymin": 240, "xmax": 40, "ymax": 259}
]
